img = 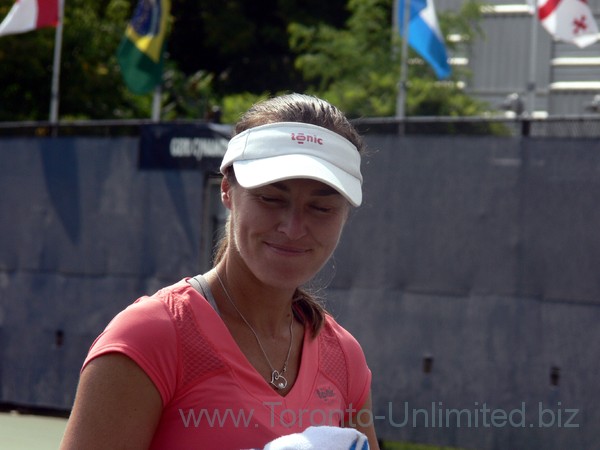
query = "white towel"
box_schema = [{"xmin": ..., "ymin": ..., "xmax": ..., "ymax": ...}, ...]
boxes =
[{"xmin": 262, "ymin": 425, "xmax": 369, "ymax": 450}]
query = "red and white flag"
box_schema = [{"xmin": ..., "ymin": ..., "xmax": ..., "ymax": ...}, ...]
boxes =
[
  {"xmin": 0, "ymin": 0, "xmax": 58, "ymax": 37},
  {"xmin": 537, "ymin": 0, "xmax": 599, "ymax": 48}
]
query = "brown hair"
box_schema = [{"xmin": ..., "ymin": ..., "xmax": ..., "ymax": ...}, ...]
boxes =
[{"xmin": 214, "ymin": 93, "xmax": 364, "ymax": 337}]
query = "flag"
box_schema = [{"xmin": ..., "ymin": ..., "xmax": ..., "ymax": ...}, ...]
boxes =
[
  {"xmin": 117, "ymin": 0, "xmax": 170, "ymax": 94},
  {"xmin": 0, "ymin": 0, "xmax": 58, "ymax": 37},
  {"xmin": 398, "ymin": 0, "xmax": 451, "ymax": 79},
  {"xmin": 537, "ymin": 0, "xmax": 599, "ymax": 48}
]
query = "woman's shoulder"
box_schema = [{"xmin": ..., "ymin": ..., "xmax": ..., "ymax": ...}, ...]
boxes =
[
  {"xmin": 319, "ymin": 314, "xmax": 367, "ymax": 362},
  {"xmin": 95, "ymin": 278, "xmax": 210, "ymax": 351},
  {"xmin": 81, "ymin": 279, "xmax": 201, "ymax": 410},
  {"xmin": 135, "ymin": 277, "xmax": 195, "ymax": 307},
  {"xmin": 124, "ymin": 277, "xmax": 211, "ymax": 321},
  {"xmin": 322, "ymin": 313, "xmax": 363, "ymax": 343}
]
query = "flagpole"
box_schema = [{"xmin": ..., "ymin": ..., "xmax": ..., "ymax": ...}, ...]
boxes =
[
  {"xmin": 49, "ymin": 0, "xmax": 64, "ymax": 124},
  {"xmin": 396, "ymin": 0, "xmax": 411, "ymax": 120},
  {"xmin": 526, "ymin": 1, "xmax": 538, "ymax": 117},
  {"xmin": 151, "ymin": 84, "xmax": 161, "ymax": 121}
]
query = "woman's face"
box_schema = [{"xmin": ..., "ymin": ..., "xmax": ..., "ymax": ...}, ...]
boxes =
[{"xmin": 222, "ymin": 177, "xmax": 350, "ymax": 289}]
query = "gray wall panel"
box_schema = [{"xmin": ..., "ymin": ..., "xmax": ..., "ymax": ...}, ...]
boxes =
[
  {"xmin": 0, "ymin": 137, "xmax": 205, "ymax": 279},
  {"xmin": 0, "ymin": 135, "xmax": 211, "ymax": 410},
  {"xmin": 332, "ymin": 136, "xmax": 521, "ymax": 297},
  {"xmin": 329, "ymin": 289, "xmax": 598, "ymax": 450},
  {"xmin": 323, "ymin": 134, "xmax": 600, "ymax": 449},
  {"xmin": 521, "ymin": 139, "xmax": 600, "ymax": 303}
]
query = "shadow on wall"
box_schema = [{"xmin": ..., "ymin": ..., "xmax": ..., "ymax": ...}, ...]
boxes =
[{"xmin": 41, "ymin": 142, "xmax": 81, "ymax": 244}]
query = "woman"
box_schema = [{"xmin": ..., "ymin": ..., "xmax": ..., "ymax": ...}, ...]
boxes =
[{"xmin": 60, "ymin": 93, "xmax": 379, "ymax": 449}]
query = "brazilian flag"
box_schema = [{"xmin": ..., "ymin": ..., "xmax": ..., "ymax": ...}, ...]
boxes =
[{"xmin": 117, "ymin": 0, "xmax": 171, "ymax": 94}]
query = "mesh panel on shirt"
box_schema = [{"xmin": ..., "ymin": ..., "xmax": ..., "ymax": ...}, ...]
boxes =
[
  {"xmin": 167, "ymin": 293, "xmax": 228, "ymax": 389},
  {"xmin": 319, "ymin": 322, "xmax": 349, "ymax": 400}
]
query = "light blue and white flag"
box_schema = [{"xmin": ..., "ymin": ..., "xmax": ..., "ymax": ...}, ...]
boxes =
[{"xmin": 398, "ymin": 0, "xmax": 451, "ymax": 79}]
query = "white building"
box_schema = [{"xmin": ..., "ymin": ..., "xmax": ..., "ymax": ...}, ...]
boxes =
[{"xmin": 437, "ymin": 0, "xmax": 600, "ymax": 116}]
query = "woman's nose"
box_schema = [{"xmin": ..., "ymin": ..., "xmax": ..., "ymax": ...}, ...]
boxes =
[{"xmin": 277, "ymin": 206, "xmax": 308, "ymax": 240}]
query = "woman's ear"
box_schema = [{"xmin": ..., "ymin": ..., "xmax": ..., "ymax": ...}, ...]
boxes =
[{"xmin": 221, "ymin": 177, "xmax": 233, "ymax": 210}]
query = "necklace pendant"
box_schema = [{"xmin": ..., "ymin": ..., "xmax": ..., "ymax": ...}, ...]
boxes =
[
  {"xmin": 215, "ymin": 270, "xmax": 294, "ymax": 392},
  {"xmin": 270, "ymin": 370, "xmax": 288, "ymax": 390}
]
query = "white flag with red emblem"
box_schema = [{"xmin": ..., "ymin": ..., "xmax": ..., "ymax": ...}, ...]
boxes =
[
  {"xmin": 537, "ymin": 0, "xmax": 599, "ymax": 48},
  {"xmin": 0, "ymin": 0, "xmax": 58, "ymax": 37}
]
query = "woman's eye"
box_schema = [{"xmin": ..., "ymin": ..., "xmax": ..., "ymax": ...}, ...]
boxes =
[
  {"xmin": 312, "ymin": 205, "xmax": 332, "ymax": 213},
  {"xmin": 259, "ymin": 195, "xmax": 282, "ymax": 204}
]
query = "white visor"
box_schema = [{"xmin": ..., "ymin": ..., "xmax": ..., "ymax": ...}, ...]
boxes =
[{"xmin": 220, "ymin": 122, "xmax": 362, "ymax": 206}]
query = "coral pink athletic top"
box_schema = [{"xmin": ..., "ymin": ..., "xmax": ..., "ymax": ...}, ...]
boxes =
[{"xmin": 83, "ymin": 278, "xmax": 372, "ymax": 450}]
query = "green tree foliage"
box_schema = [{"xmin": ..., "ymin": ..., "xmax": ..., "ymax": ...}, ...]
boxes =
[
  {"xmin": 0, "ymin": 0, "xmax": 351, "ymax": 121},
  {"xmin": 0, "ymin": 0, "xmax": 150, "ymax": 121},
  {"xmin": 289, "ymin": 0, "xmax": 397, "ymax": 118},
  {"xmin": 60, "ymin": 0, "xmax": 145, "ymax": 119},
  {"xmin": 168, "ymin": 0, "xmax": 350, "ymax": 95},
  {"xmin": 160, "ymin": 67, "xmax": 215, "ymax": 120},
  {"xmin": 0, "ymin": 0, "xmax": 490, "ymax": 121},
  {"xmin": 288, "ymin": 0, "xmax": 490, "ymax": 117},
  {"xmin": 0, "ymin": 24, "xmax": 56, "ymax": 121}
]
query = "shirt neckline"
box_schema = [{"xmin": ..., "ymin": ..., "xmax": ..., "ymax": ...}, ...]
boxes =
[{"xmin": 183, "ymin": 277, "xmax": 320, "ymax": 404}]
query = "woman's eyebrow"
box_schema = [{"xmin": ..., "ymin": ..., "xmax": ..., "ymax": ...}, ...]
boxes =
[{"xmin": 270, "ymin": 182, "xmax": 290, "ymax": 192}]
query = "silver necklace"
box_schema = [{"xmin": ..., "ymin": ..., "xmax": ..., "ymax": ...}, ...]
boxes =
[{"xmin": 215, "ymin": 270, "xmax": 294, "ymax": 390}]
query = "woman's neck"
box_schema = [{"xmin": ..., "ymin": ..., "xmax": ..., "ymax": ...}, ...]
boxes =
[{"xmin": 209, "ymin": 261, "xmax": 296, "ymax": 338}]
